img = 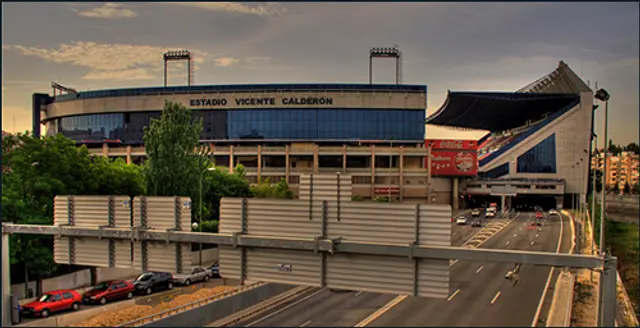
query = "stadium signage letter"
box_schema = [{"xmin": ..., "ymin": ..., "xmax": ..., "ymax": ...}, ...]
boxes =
[{"xmin": 189, "ymin": 96, "xmax": 334, "ymax": 107}]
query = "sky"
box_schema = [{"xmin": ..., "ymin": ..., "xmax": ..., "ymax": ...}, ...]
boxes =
[{"xmin": 2, "ymin": 2, "xmax": 638, "ymax": 147}]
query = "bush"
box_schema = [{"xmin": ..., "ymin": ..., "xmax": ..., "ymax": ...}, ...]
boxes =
[
  {"xmin": 251, "ymin": 178, "xmax": 294, "ymax": 199},
  {"xmin": 373, "ymin": 196, "xmax": 390, "ymax": 203},
  {"xmin": 351, "ymin": 195, "xmax": 366, "ymax": 201}
]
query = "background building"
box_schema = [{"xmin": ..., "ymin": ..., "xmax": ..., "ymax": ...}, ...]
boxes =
[{"xmin": 592, "ymin": 151, "xmax": 640, "ymax": 191}]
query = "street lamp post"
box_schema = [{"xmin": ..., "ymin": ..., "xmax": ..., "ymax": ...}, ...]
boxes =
[
  {"xmin": 594, "ymin": 88, "xmax": 610, "ymax": 256},
  {"xmin": 198, "ymin": 166, "xmax": 216, "ymax": 266}
]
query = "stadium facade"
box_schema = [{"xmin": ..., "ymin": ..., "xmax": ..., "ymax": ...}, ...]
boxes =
[{"xmin": 33, "ymin": 61, "xmax": 594, "ymax": 210}]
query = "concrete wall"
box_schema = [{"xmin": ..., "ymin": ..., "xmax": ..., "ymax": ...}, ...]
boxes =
[
  {"xmin": 12, "ymin": 249, "xmax": 219, "ymax": 301},
  {"xmin": 146, "ymin": 283, "xmax": 295, "ymax": 327},
  {"xmin": 481, "ymin": 92, "xmax": 593, "ymax": 194}
]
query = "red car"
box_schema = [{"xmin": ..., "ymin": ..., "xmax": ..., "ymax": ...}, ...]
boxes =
[
  {"xmin": 21, "ymin": 289, "xmax": 82, "ymax": 318},
  {"xmin": 82, "ymin": 280, "xmax": 136, "ymax": 305}
]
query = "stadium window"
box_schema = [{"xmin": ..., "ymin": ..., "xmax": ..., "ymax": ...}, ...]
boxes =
[
  {"xmin": 482, "ymin": 162, "xmax": 510, "ymax": 179},
  {"xmin": 516, "ymin": 134, "xmax": 557, "ymax": 174}
]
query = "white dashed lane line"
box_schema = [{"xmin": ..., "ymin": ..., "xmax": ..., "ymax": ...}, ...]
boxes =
[
  {"xmin": 476, "ymin": 266, "xmax": 484, "ymax": 274},
  {"xmin": 300, "ymin": 320, "xmax": 312, "ymax": 327},
  {"xmin": 447, "ymin": 289, "xmax": 461, "ymax": 302},
  {"xmin": 491, "ymin": 291, "xmax": 501, "ymax": 305}
]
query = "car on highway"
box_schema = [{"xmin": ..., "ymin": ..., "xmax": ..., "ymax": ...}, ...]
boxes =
[
  {"xmin": 133, "ymin": 271, "xmax": 174, "ymax": 295},
  {"xmin": 471, "ymin": 219, "xmax": 482, "ymax": 227},
  {"xmin": 485, "ymin": 211, "xmax": 495, "ymax": 218},
  {"xmin": 20, "ymin": 289, "xmax": 82, "ymax": 318},
  {"xmin": 82, "ymin": 280, "xmax": 135, "ymax": 305},
  {"xmin": 456, "ymin": 216, "xmax": 468, "ymax": 225},
  {"xmin": 207, "ymin": 262, "xmax": 220, "ymax": 278},
  {"xmin": 471, "ymin": 209, "xmax": 480, "ymax": 217},
  {"xmin": 172, "ymin": 266, "xmax": 211, "ymax": 286},
  {"xmin": 549, "ymin": 209, "xmax": 558, "ymax": 215}
]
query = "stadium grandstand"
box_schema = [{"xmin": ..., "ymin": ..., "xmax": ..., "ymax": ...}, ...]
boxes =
[{"xmin": 428, "ymin": 61, "xmax": 594, "ymax": 209}]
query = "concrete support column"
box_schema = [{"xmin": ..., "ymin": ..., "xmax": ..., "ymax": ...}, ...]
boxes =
[
  {"xmin": 126, "ymin": 145, "xmax": 132, "ymax": 164},
  {"xmin": 102, "ymin": 143, "xmax": 109, "ymax": 157},
  {"xmin": 257, "ymin": 145, "xmax": 262, "ymax": 182},
  {"xmin": 452, "ymin": 177, "xmax": 459, "ymax": 212},
  {"xmin": 399, "ymin": 146, "xmax": 405, "ymax": 201},
  {"xmin": 500, "ymin": 195, "xmax": 506, "ymax": 217},
  {"xmin": 2, "ymin": 233, "xmax": 11, "ymax": 327},
  {"xmin": 370, "ymin": 145, "xmax": 376, "ymax": 197},
  {"xmin": 556, "ymin": 196, "xmax": 564, "ymax": 209},
  {"xmin": 342, "ymin": 145, "xmax": 347, "ymax": 173},
  {"xmin": 313, "ymin": 145, "xmax": 319, "ymax": 174},
  {"xmin": 229, "ymin": 145, "xmax": 235, "ymax": 173},
  {"xmin": 285, "ymin": 145, "xmax": 290, "ymax": 184}
]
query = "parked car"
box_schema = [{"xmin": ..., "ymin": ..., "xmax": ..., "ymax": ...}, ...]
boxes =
[
  {"xmin": 21, "ymin": 290, "xmax": 82, "ymax": 318},
  {"xmin": 456, "ymin": 216, "xmax": 468, "ymax": 225},
  {"xmin": 172, "ymin": 266, "xmax": 211, "ymax": 286},
  {"xmin": 133, "ymin": 272, "xmax": 174, "ymax": 295},
  {"xmin": 471, "ymin": 209, "xmax": 480, "ymax": 217},
  {"xmin": 207, "ymin": 262, "xmax": 220, "ymax": 278},
  {"xmin": 471, "ymin": 219, "xmax": 482, "ymax": 227},
  {"xmin": 82, "ymin": 280, "xmax": 135, "ymax": 305}
]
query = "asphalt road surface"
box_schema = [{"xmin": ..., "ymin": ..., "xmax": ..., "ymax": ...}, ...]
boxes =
[
  {"xmin": 368, "ymin": 211, "xmax": 572, "ymax": 327},
  {"xmin": 245, "ymin": 211, "xmax": 497, "ymax": 327}
]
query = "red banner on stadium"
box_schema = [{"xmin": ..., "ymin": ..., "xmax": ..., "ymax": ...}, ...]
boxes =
[
  {"xmin": 427, "ymin": 150, "xmax": 478, "ymax": 176},
  {"xmin": 425, "ymin": 139, "xmax": 477, "ymax": 150}
]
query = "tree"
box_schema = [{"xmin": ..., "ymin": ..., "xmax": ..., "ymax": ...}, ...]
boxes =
[
  {"xmin": 623, "ymin": 182, "xmax": 631, "ymax": 194},
  {"xmin": 623, "ymin": 142, "xmax": 639, "ymax": 155},
  {"xmin": 635, "ymin": 183, "xmax": 640, "ymax": 195},
  {"xmin": 142, "ymin": 100, "xmax": 210, "ymax": 220},
  {"xmin": 251, "ymin": 178, "xmax": 294, "ymax": 199},
  {"xmin": 198, "ymin": 165, "xmax": 252, "ymax": 233},
  {"xmin": 2, "ymin": 133, "xmax": 145, "ymax": 294}
]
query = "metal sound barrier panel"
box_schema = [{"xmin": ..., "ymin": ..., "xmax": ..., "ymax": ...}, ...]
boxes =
[
  {"xmin": 299, "ymin": 173, "xmax": 352, "ymax": 202},
  {"xmin": 53, "ymin": 195, "xmax": 132, "ymax": 268},
  {"xmin": 132, "ymin": 196, "xmax": 192, "ymax": 274},
  {"xmin": 218, "ymin": 198, "xmax": 451, "ymax": 299}
]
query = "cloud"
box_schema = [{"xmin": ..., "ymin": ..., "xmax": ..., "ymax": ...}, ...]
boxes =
[
  {"xmin": 162, "ymin": 2, "xmax": 286, "ymax": 17},
  {"xmin": 3, "ymin": 42, "xmax": 219, "ymax": 81},
  {"xmin": 73, "ymin": 3, "xmax": 137, "ymax": 20},
  {"xmin": 214, "ymin": 57, "xmax": 240, "ymax": 67}
]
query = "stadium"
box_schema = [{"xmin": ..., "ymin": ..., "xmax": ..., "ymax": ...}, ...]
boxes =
[{"xmin": 33, "ymin": 60, "xmax": 593, "ymax": 211}]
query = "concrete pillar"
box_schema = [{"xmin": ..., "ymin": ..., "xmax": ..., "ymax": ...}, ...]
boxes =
[
  {"xmin": 313, "ymin": 145, "xmax": 319, "ymax": 174},
  {"xmin": 102, "ymin": 143, "xmax": 109, "ymax": 157},
  {"xmin": 399, "ymin": 146, "xmax": 405, "ymax": 201},
  {"xmin": 426, "ymin": 147, "xmax": 432, "ymax": 204},
  {"xmin": 257, "ymin": 145, "xmax": 262, "ymax": 182},
  {"xmin": 342, "ymin": 145, "xmax": 347, "ymax": 173},
  {"xmin": 285, "ymin": 145, "xmax": 290, "ymax": 184},
  {"xmin": 2, "ymin": 233, "xmax": 11, "ymax": 327},
  {"xmin": 229, "ymin": 145, "xmax": 235, "ymax": 173},
  {"xmin": 452, "ymin": 177, "xmax": 459, "ymax": 212},
  {"xmin": 500, "ymin": 195, "xmax": 506, "ymax": 217},
  {"xmin": 126, "ymin": 145, "xmax": 132, "ymax": 164},
  {"xmin": 370, "ymin": 145, "xmax": 376, "ymax": 197}
]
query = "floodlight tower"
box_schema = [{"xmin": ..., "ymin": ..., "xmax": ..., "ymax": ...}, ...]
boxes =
[
  {"xmin": 163, "ymin": 49, "xmax": 194, "ymax": 87},
  {"xmin": 51, "ymin": 81, "xmax": 78, "ymax": 98},
  {"xmin": 369, "ymin": 46, "xmax": 403, "ymax": 84}
]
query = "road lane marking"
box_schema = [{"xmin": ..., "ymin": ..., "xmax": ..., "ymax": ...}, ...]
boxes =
[
  {"xmin": 519, "ymin": 228, "xmax": 523, "ymax": 231},
  {"xmin": 505, "ymin": 241, "xmax": 510, "ymax": 246},
  {"xmin": 531, "ymin": 210, "xmax": 566, "ymax": 327},
  {"xmin": 354, "ymin": 295, "xmax": 408, "ymax": 327},
  {"xmin": 355, "ymin": 291, "xmax": 363, "ymax": 297},
  {"xmin": 447, "ymin": 289, "xmax": 461, "ymax": 301},
  {"xmin": 513, "ymin": 233, "xmax": 517, "ymax": 237},
  {"xmin": 246, "ymin": 288, "xmax": 325, "ymax": 327},
  {"xmin": 490, "ymin": 291, "xmax": 501, "ymax": 305},
  {"xmin": 476, "ymin": 266, "xmax": 484, "ymax": 274},
  {"xmin": 300, "ymin": 320, "xmax": 312, "ymax": 327}
]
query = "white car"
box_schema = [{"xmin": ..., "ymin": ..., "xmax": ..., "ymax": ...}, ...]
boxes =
[
  {"xmin": 549, "ymin": 209, "xmax": 558, "ymax": 215},
  {"xmin": 471, "ymin": 209, "xmax": 480, "ymax": 217},
  {"xmin": 456, "ymin": 216, "xmax": 468, "ymax": 225},
  {"xmin": 486, "ymin": 211, "xmax": 496, "ymax": 218}
]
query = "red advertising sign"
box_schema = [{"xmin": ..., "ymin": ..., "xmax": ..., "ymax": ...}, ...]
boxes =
[
  {"xmin": 425, "ymin": 139, "xmax": 477, "ymax": 150},
  {"xmin": 374, "ymin": 187, "xmax": 400, "ymax": 194},
  {"xmin": 427, "ymin": 150, "xmax": 478, "ymax": 176}
]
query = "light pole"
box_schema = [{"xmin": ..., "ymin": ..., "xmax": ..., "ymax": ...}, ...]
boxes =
[
  {"xmin": 198, "ymin": 166, "xmax": 216, "ymax": 266},
  {"xmin": 594, "ymin": 88, "xmax": 610, "ymax": 256}
]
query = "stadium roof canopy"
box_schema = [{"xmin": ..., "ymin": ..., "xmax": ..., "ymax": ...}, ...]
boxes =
[{"xmin": 426, "ymin": 92, "xmax": 580, "ymax": 132}]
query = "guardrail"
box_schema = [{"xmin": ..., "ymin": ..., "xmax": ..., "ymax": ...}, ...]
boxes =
[{"xmin": 116, "ymin": 282, "xmax": 266, "ymax": 327}]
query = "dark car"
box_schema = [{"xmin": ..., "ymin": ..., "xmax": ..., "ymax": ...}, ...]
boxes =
[
  {"xmin": 21, "ymin": 290, "xmax": 82, "ymax": 318},
  {"xmin": 207, "ymin": 262, "xmax": 220, "ymax": 278},
  {"xmin": 471, "ymin": 219, "xmax": 482, "ymax": 227},
  {"xmin": 133, "ymin": 272, "xmax": 174, "ymax": 295},
  {"xmin": 82, "ymin": 280, "xmax": 135, "ymax": 305}
]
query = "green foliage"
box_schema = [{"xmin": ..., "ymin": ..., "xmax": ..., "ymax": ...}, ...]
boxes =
[
  {"xmin": 351, "ymin": 195, "xmax": 366, "ymax": 201},
  {"xmin": 1, "ymin": 133, "xmax": 145, "ymax": 280},
  {"xmin": 373, "ymin": 196, "xmax": 390, "ymax": 202},
  {"xmin": 250, "ymin": 178, "xmax": 294, "ymax": 199},
  {"xmin": 200, "ymin": 165, "xmax": 251, "ymax": 227},
  {"xmin": 623, "ymin": 182, "xmax": 631, "ymax": 194},
  {"xmin": 635, "ymin": 183, "xmax": 640, "ymax": 195}
]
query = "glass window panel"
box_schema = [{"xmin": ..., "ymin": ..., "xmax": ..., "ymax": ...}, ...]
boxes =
[{"xmin": 516, "ymin": 134, "xmax": 557, "ymax": 173}]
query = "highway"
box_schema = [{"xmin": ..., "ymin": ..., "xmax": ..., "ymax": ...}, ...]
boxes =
[{"xmin": 237, "ymin": 211, "xmax": 572, "ymax": 327}]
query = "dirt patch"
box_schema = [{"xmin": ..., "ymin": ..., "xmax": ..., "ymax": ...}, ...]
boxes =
[
  {"xmin": 71, "ymin": 285, "xmax": 236, "ymax": 327},
  {"xmin": 571, "ymin": 212, "xmax": 599, "ymax": 327}
]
